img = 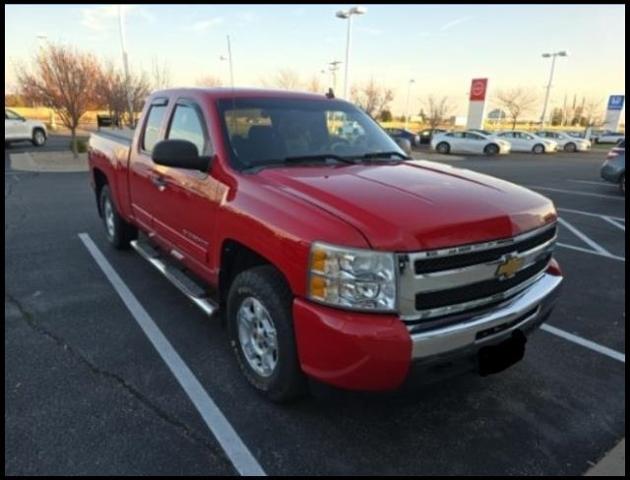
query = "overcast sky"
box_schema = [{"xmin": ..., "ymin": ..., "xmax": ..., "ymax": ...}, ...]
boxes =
[{"xmin": 5, "ymin": 3, "xmax": 626, "ymax": 116}]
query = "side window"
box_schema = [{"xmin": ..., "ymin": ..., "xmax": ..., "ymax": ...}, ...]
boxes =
[
  {"xmin": 142, "ymin": 104, "xmax": 167, "ymax": 152},
  {"xmin": 167, "ymin": 104, "xmax": 207, "ymax": 154},
  {"xmin": 6, "ymin": 109, "xmax": 21, "ymax": 120}
]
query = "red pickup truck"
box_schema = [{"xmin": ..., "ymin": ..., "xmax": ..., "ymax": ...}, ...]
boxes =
[{"xmin": 88, "ymin": 88, "xmax": 563, "ymax": 401}]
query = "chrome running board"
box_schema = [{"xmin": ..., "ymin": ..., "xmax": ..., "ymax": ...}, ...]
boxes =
[{"xmin": 130, "ymin": 239, "xmax": 218, "ymax": 316}]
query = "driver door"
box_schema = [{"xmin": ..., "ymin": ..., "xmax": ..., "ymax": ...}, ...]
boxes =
[{"xmin": 5, "ymin": 109, "xmax": 24, "ymax": 139}]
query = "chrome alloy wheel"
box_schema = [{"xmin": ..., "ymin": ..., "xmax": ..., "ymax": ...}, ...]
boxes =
[
  {"xmin": 237, "ymin": 297, "xmax": 278, "ymax": 377},
  {"xmin": 104, "ymin": 197, "xmax": 115, "ymax": 239}
]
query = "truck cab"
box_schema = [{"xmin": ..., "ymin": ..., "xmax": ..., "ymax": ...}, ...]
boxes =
[{"xmin": 88, "ymin": 88, "xmax": 562, "ymax": 402}]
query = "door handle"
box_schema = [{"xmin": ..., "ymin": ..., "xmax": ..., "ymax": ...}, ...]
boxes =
[{"xmin": 151, "ymin": 176, "xmax": 168, "ymax": 192}]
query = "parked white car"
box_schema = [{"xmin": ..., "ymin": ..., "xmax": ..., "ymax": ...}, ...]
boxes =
[
  {"xmin": 535, "ymin": 130, "xmax": 591, "ymax": 152},
  {"xmin": 5, "ymin": 109, "xmax": 47, "ymax": 146},
  {"xmin": 593, "ymin": 130, "xmax": 625, "ymax": 144},
  {"xmin": 431, "ymin": 130, "xmax": 511, "ymax": 156},
  {"xmin": 496, "ymin": 130, "xmax": 557, "ymax": 154}
]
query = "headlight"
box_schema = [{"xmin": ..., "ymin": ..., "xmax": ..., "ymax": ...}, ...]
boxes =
[{"xmin": 308, "ymin": 242, "xmax": 397, "ymax": 312}]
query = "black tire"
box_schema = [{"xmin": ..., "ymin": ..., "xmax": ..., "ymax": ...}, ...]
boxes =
[
  {"xmin": 484, "ymin": 143, "xmax": 499, "ymax": 156},
  {"xmin": 31, "ymin": 128, "xmax": 47, "ymax": 147},
  {"xmin": 620, "ymin": 174, "xmax": 626, "ymax": 195},
  {"xmin": 227, "ymin": 265, "xmax": 306, "ymax": 402},
  {"xmin": 99, "ymin": 185, "xmax": 137, "ymax": 249},
  {"xmin": 564, "ymin": 142, "xmax": 577, "ymax": 153},
  {"xmin": 436, "ymin": 142, "xmax": 450, "ymax": 154},
  {"xmin": 532, "ymin": 143, "xmax": 545, "ymax": 154}
]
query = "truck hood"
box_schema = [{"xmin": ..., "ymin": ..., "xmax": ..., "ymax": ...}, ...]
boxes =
[{"xmin": 258, "ymin": 160, "xmax": 557, "ymax": 251}]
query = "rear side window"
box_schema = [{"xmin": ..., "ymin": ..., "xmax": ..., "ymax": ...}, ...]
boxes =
[
  {"xmin": 167, "ymin": 104, "xmax": 207, "ymax": 154},
  {"xmin": 142, "ymin": 105, "xmax": 167, "ymax": 152}
]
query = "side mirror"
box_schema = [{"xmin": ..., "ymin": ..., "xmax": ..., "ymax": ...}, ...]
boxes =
[
  {"xmin": 152, "ymin": 139, "xmax": 211, "ymax": 172},
  {"xmin": 395, "ymin": 137, "xmax": 412, "ymax": 155}
]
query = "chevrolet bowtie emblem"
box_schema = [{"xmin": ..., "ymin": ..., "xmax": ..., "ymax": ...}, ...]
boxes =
[{"xmin": 496, "ymin": 254, "xmax": 524, "ymax": 279}]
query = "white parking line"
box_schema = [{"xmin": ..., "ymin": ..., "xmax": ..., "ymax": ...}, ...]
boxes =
[
  {"xmin": 568, "ymin": 179, "xmax": 613, "ymax": 187},
  {"xmin": 557, "ymin": 217, "xmax": 611, "ymax": 256},
  {"xmin": 556, "ymin": 242, "xmax": 625, "ymax": 262},
  {"xmin": 601, "ymin": 216, "xmax": 626, "ymax": 232},
  {"xmin": 78, "ymin": 233, "xmax": 266, "ymax": 477},
  {"xmin": 558, "ymin": 207, "xmax": 625, "ymax": 222},
  {"xmin": 526, "ymin": 185, "xmax": 624, "ymax": 200},
  {"xmin": 541, "ymin": 324, "xmax": 625, "ymax": 363}
]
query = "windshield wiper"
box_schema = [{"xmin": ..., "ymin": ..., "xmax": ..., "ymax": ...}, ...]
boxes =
[
  {"xmin": 354, "ymin": 151, "xmax": 412, "ymax": 161},
  {"xmin": 283, "ymin": 154, "xmax": 356, "ymax": 164},
  {"xmin": 242, "ymin": 154, "xmax": 355, "ymax": 173}
]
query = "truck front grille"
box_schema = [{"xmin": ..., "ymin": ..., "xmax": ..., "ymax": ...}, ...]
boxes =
[
  {"xmin": 414, "ymin": 254, "xmax": 551, "ymax": 310},
  {"xmin": 397, "ymin": 222, "xmax": 557, "ymax": 322},
  {"xmin": 414, "ymin": 225, "xmax": 557, "ymax": 274}
]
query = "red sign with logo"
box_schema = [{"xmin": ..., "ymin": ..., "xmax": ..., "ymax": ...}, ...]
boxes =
[{"xmin": 469, "ymin": 78, "xmax": 488, "ymax": 101}]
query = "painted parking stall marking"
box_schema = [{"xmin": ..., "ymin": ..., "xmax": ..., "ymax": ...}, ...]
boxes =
[
  {"xmin": 78, "ymin": 233, "xmax": 266, "ymax": 477},
  {"xmin": 525, "ymin": 185, "xmax": 625, "ymax": 200},
  {"xmin": 541, "ymin": 324, "xmax": 625, "ymax": 363}
]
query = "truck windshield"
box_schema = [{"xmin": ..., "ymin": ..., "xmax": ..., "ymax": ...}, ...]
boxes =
[{"xmin": 216, "ymin": 97, "xmax": 403, "ymax": 170}]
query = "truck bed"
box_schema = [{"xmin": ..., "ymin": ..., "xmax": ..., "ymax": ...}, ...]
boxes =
[{"xmin": 89, "ymin": 127, "xmax": 134, "ymax": 168}]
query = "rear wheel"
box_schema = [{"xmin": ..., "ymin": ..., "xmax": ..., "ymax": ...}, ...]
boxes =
[
  {"xmin": 227, "ymin": 265, "xmax": 306, "ymax": 402},
  {"xmin": 564, "ymin": 142, "xmax": 577, "ymax": 153},
  {"xmin": 31, "ymin": 128, "xmax": 46, "ymax": 147},
  {"xmin": 484, "ymin": 143, "xmax": 499, "ymax": 156},
  {"xmin": 532, "ymin": 144, "xmax": 545, "ymax": 154},
  {"xmin": 99, "ymin": 185, "xmax": 137, "ymax": 249},
  {"xmin": 436, "ymin": 142, "xmax": 450, "ymax": 154}
]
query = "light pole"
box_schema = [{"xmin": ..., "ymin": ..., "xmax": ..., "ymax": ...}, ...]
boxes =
[
  {"xmin": 36, "ymin": 34, "xmax": 56, "ymax": 129},
  {"xmin": 219, "ymin": 37, "xmax": 234, "ymax": 88},
  {"xmin": 118, "ymin": 6, "xmax": 134, "ymax": 127},
  {"xmin": 405, "ymin": 78, "xmax": 415, "ymax": 130},
  {"xmin": 539, "ymin": 50, "xmax": 568, "ymax": 126},
  {"xmin": 328, "ymin": 60, "xmax": 342, "ymax": 93},
  {"xmin": 335, "ymin": 6, "xmax": 366, "ymax": 100}
]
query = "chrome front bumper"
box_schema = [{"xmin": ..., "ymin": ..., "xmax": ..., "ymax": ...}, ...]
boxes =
[{"xmin": 410, "ymin": 273, "xmax": 562, "ymax": 360}]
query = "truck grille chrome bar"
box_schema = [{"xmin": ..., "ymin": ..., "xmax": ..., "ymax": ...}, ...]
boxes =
[{"xmin": 397, "ymin": 222, "xmax": 557, "ymax": 322}]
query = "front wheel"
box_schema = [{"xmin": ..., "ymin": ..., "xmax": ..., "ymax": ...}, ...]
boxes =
[
  {"xmin": 484, "ymin": 144, "xmax": 499, "ymax": 156},
  {"xmin": 227, "ymin": 265, "xmax": 306, "ymax": 402},
  {"xmin": 532, "ymin": 144, "xmax": 545, "ymax": 154},
  {"xmin": 99, "ymin": 185, "xmax": 137, "ymax": 249},
  {"xmin": 436, "ymin": 142, "xmax": 450, "ymax": 154},
  {"xmin": 31, "ymin": 128, "xmax": 46, "ymax": 147},
  {"xmin": 564, "ymin": 142, "xmax": 577, "ymax": 153}
]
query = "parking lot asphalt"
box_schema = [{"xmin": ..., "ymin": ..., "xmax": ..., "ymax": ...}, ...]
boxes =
[{"xmin": 5, "ymin": 146, "xmax": 625, "ymax": 475}]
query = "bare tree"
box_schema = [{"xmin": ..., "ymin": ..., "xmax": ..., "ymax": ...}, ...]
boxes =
[
  {"xmin": 494, "ymin": 88, "xmax": 537, "ymax": 129},
  {"xmin": 126, "ymin": 70, "xmax": 151, "ymax": 128},
  {"xmin": 351, "ymin": 78, "xmax": 394, "ymax": 118},
  {"xmin": 306, "ymin": 74, "xmax": 324, "ymax": 94},
  {"xmin": 423, "ymin": 95, "xmax": 454, "ymax": 129},
  {"xmin": 16, "ymin": 43, "xmax": 100, "ymax": 157},
  {"xmin": 151, "ymin": 57, "xmax": 171, "ymax": 90},
  {"xmin": 273, "ymin": 69, "xmax": 302, "ymax": 90},
  {"xmin": 95, "ymin": 62, "xmax": 128, "ymax": 127},
  {"xmin": 94, "ymin": 63, "xmax": 150, "ymax": 129},
  {"xmin": 196, "ymin": 75, "xmax": 223, "ymax": 87},
  {"xmin": 581, "ymin": 98, "xmax": 604, "ymax": 130}
]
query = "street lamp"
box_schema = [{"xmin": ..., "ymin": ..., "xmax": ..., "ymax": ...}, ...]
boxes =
[
  {"xmin": 335, "ymin": 6, "xmax": 366, "ymax": 100},
  {"xmin": 118, "ymin": 6, "xmax": 134, "ymax": 126},
  {"xmin": 539, "ymin": 50, "xmax": 568, "ymax": 126},
  {"xmin": 35, "ymin": 34, "xmax": 56, "ymax": 129},
  {"xmin": 405, "ymin": 78, "xmax": 415, "ymax": 130},
  {"xmin": 219, "ymin": 36, "xmax": 235, "ymax": 89},
  {"xmin": 328, "ymin": 60, "xmax": 342, "ymax": 93}
]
